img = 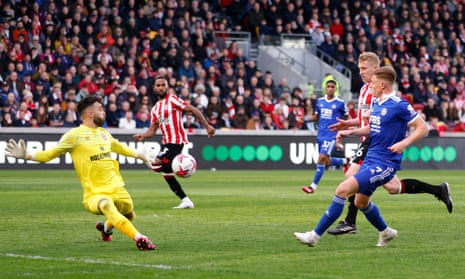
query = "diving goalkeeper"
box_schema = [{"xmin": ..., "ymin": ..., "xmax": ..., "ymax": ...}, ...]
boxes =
[{"xmin": 5, "ymin": 96, "xmax": 156, "ymax": 251}]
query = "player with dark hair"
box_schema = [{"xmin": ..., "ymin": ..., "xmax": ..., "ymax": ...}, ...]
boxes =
[
  {"xmin": 327, "ymin": 52, "xmax": 453, "ymax": 235},
  {"xmin": 294, "ymin": 66, "xmax": 437, "ymax": 247},
  {"xmin": 5, "ymin": 95, "xmax": 156, "ymax": 251},
  {"xmin": 301, "ymin": 79, "xmax": 349, "ymax": 194},
  {"xmin": 134, "ymin": 76, "xmax": 216, "ymax": 209}
]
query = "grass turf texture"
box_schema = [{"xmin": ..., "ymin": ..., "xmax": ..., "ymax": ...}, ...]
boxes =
[{"xmin": 0, "ymin": 169, "xmax": 463, "ymax": 279}]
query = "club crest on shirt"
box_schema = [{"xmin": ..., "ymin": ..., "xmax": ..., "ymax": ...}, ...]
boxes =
[
  {"xmin": 381, "ymin": 108, "xmax": 388, "ymax": 116},
  {"xmin": 101, "ymin": 133, "xmax": 108, "ymax": 141}
]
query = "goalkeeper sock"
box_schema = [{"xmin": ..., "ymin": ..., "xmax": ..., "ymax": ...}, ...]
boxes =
[
  {"xmin": 164, "ymin": 175, "xmax": 187, "ymax": 199},
  {"xmin": 99, "ymin": 199, "xmax": 139, "ymax": 240}
]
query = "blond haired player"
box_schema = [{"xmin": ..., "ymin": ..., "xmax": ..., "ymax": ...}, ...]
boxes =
[
  {"xmin": 5, "ymin": 96, "xmax": 156, "ymax": 251},
  {"xmin": 327, "ymin": 52, "xmax": 452, "ymax": 235}
]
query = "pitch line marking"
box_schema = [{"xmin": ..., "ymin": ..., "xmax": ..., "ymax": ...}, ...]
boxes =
[{"xmin": 1, "ymin": 253, "xmax": 192, "ymax": 270}]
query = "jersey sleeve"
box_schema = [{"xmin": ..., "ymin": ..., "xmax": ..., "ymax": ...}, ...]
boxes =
[
  {"xmin": 402, "ymin": 100, "xmax": 419, "ymax": 123},
  {"xmin": 110, "ymin": 133, "xmax": 137, "ymax": 158},
  {"xmin": 170, "ymin": 94, "xmax": 187, "ymax": 110},
  {"xmin": 32, "ymin": 130, "xmax": 75, "ymax": 162}
]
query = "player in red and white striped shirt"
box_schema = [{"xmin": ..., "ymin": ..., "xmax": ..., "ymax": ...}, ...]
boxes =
[{"xmin": 134, "ymin": 76, "xmax": 216, "ymax": 209}]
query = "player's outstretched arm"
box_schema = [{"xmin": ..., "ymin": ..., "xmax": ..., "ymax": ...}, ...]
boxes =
[
  {"xmin": 329, "ymin": 117, "xmax": 360, "ymax": 131},
  {"xmin": 134, "ymin": 121, "xmax": 158, "ymax": 141},
  {"xmin": 5, "ymin": 139, "xmax": 31, "ymax": 160},
  {"xmin": 185, "ymin": 104, "xmax": 216, "ymax": 137}
]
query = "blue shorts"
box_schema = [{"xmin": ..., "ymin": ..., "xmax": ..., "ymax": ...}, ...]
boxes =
[
  {"xmin": 318, "ymin": 139, "xmax": 336, "ymax": 156},
  {"xmin": 353, "ymin": 162, "xmax": 397, "ymax": 196}
]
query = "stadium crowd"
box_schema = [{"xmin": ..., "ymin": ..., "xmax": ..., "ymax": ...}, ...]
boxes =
[{"xmin": 0, "ymin": 0, "xmax": 464, "ymax": 134}]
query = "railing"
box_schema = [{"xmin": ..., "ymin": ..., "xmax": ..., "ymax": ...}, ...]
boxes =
[{"xmin": 213, "ymin": 31, "xmax": 252, "ymax": 59}]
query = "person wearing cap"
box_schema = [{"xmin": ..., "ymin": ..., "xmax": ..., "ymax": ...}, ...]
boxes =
[
  {"xmin": 1, "ymin": 80, "xmax": 12, "ymax": 98},
  {"xmin": 22, "ymin": 89, "xmax": 36, "ymax": 112}
]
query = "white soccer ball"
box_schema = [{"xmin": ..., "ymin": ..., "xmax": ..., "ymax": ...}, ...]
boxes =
[{"xmin": 171, "ymin": 153, "xmax": 197, "ymax": 178}]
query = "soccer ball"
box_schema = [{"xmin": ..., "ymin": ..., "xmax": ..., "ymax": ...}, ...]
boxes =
[{"xmin": 171, "ymin": 154, "xmax": 197, "ymax": 178}]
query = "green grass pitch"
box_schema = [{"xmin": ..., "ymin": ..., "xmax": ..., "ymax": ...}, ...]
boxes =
[{"xmin": 0, "ymin": 169, "xmax": 463, "ymax": 278}]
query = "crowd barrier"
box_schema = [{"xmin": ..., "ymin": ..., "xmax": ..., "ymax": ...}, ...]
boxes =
[{"xmin": 0, "ymin": 128, "xmax": 463, "ymax": 170}]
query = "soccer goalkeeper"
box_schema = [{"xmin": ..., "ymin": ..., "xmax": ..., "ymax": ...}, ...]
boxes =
[{"xmin": 5, "ymin": 96, "xmax": 156, "ymax": 251}]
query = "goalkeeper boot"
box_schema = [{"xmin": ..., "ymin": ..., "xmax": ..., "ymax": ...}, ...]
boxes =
[
  {"xmin": 136, "ymin": 236, "xmax": 156, "ymax": 251},
  {"xmin": 437, "ymin": 182, "xmax": 453, "ymax": 213},
  {"xmin": 96, "ymin": 222, "xmax": 113, "ymax": 242}
]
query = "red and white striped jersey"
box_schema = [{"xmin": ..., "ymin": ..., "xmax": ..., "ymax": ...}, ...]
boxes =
[
  {"xmin": 357, "ymin": 83, "xmax": 373, "ymax": 142},
  {"xmin": 150, "ymin": 94, "xmax": 189, "ymax": 144}
]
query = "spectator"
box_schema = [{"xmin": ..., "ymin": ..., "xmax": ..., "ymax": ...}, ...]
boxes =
[
  {"xmin": 2, "ymin": 110, "xmax": 14, "ymax": 127},
  {"xmin": 246, "ymin": 111, "xmax": 262, "ymax": 130},
  {"xmin": 15, "ymin": 102, "xmax": 32, "ymax": 125},
  {"xmin": 423, "ymin": 97, "xmax": 444, "ymax": 122},
  {"xmin": 233, "ymin": 105, "xmax": 248, "ymax": 129},
  {"xmin": 136, "ymin": 111, "xmax": 151, "ymax": 129},
  {"xmin": 262, "ymin": 113, "xmax": 277, "ymax": 130},
  {"xmin": 205, "ymin": 95, "xmax": 223, "ymax": 128},
  {"xmin": 183, "ymin": 112, "xmax": 201, "ymax": 129},
  {"xmin": 48, "ymin": 102, "xmax": 65, "ymax": 127},
  {"xmin": 118, "ymin": 110, "xmax": 136, "ymax": 129},
  {"xmin": 63, "ymin": 100, "xmax": 80, "ymax": 127},
  {"xmin": 437, "ymin": 80, "xmax": 452, "ymax": 121},
  {"xmin": 36, "ymin": 105, "xmax": 49, "ymax": 127},
  {"xmin": 105, "ymin": 102, "xmax": 120, "ymax": 128}
]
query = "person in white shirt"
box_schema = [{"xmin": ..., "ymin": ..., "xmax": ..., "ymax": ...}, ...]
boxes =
[{"xmin": 118, "ymin": 110, "xmax": 136, "ymax": 129}]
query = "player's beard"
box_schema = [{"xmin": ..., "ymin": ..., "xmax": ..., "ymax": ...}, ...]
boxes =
[
  {"xmin": 93, "ymin": 116, "xmax": 105, "ymax": 127},
  {"xmin": 157, "ymin": 91, "xmax": 167, "ymax": 99}
]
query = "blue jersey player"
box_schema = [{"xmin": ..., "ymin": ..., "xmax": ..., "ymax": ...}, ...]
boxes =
[
  {"xmin": 302, "ymin": 79, "xmax": 349, "ymax": 194},
  {"xmin": 295, "ymin": 66, "xmax": 431, "ymax": 248}
]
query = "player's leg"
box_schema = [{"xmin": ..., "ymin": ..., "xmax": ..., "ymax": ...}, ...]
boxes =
[
  {"xmin": 87, "ymin": 194, "xmax": 156, "ymax": 250},
  {"xmin": 157, "ymin": 144, "xmax": 194, "ymax": 209},
  {"xmin": 294, "ymin": 176, "xmax": 359, "ymax": 246},
  {"xmin": 328, "ymin": 139, "xmax": 369, "ymax": 235},
  {"xmin": 302, "ymin": 140, "xmax": 332, "ymax": 193},
  {"xmin": 384, "ymin": 176, "xmax": 453, "ymax": 213},
  {"xmin": 163, "ymin": 173, "xmax": 194, "ymax": 208},
  {"xmin": 356, "ymin": 165, "xmax": 398, "ymax": 247}
]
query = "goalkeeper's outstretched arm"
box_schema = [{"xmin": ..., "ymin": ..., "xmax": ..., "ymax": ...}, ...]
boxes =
[{"xmin": 5, "ymin": 138, "xmax": 67, "ymax": 162}]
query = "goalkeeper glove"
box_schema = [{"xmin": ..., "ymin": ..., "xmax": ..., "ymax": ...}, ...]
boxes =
[
  {"xmin": 5, "ymin": 139, "xmax": 28, "ymax": 160},
  {"xmin": 136, "ymin": 143, "xmax": 154, "ymax": 170}
]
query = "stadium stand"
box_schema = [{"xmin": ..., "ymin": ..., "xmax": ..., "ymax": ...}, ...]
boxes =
[{"xmin": 0, "ymin": 0, "xmax": 464, "ymax": 135}]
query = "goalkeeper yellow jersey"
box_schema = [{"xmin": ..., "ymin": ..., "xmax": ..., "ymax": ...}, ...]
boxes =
[{"xmin": 33, "ymin": 125, "xmax": 137, "ymax": 202}]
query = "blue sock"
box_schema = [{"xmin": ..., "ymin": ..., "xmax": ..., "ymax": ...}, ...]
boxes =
[
  {"xmin": 330, "ymin": 157, "xmax": 343, "ymax": 167},
  {"xmin": 312, "ymin": 164, "xmax": 326, "ymax": 185},
  {"xmin": 314, "ymin": 195, "xmax": 346, "ymax": 235},
  {"xmin": 360, "ymin": 202, "xmax": 388, "ymax": 232}
]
